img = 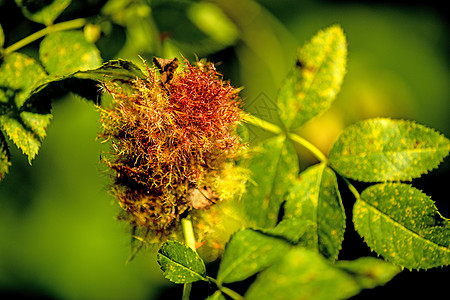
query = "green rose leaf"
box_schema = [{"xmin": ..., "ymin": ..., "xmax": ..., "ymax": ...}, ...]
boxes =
[
  {"xmin": 240, "ymin": 135, "xmax": 299, "ymax": 227},
  {"xmin": 284, "ymin": 163, "xmax": 345, "ymax": 260},
  {"xmin": 15, "ymin": 0, "xmax": 71, "ymax": 25},
  {"xmin": 25, "ymin": 59, "xmax": 146, "ymax": 110},
  {"xmin": 71, "ymin": 59, "xmax": 146, "ymax": 81},
  {"xmin": 245, "ymin": 248, "xmax": 399, "ymax": 300},
  {"xmin": 353, "ymin": 183, "xmax": 450, "ymax": 269},
  {"xmin": 329, "ymin": 118, "xmax": 450, "ymax": 182},
  {"xmin": 39, "ymin": 31, "xmax": 102, "ymax": 76},
  {"xmin": 0, "ymin": 52, "xmax": 48, "ymax": 107},
  {"xmin": 0, "ymin": 131, "xmax": 10, "ymax": 181},
  {"xmin": 0, "ymin": 52, "xmax": 51, "ymax": 164},
  {"xmin": 260, "ymin": 218, "xmax": 309, "ymax": 244},
  {"xmin": 217, "ymin": 228, "xmax": 292, "ymax": 284},
  {"xmin": 245, "ymin": 248, "xmax": 360, "ymax": 300},
  {"xmin": 157, "ymin": 240, "xmax": 207, "ymax": 284},
  {"xmin": 277, "ymin": 25, "xmax": 347, "ymax": 130},
  {"xmin": 337, "ymin": 257, "xmax": 401, "ymax": 290}
]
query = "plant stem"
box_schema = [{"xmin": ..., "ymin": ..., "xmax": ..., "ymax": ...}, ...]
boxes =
[
  {"xmin": 287, "ymin": 132, "xmax": 327, "ymax": 163},
  {"xmin": 207, "ymin": 277, "xmax": 245, "ymax": 300},
  {"xmin": 182, "ymin": 284, "xmax": 192, "ymax": 300},
  {"xmin": 341, "ymin": 176, "xmax": 361, "ymax": 200},
  {"xmin": 181, "ymin": 218, "xmax": 196, "ymax": 300},
  {"xmin": 2, "ymin": 18, "xmax": 87, "ymax": 57},
  {"xmin": 243, "ymin": 114, "xmax": 283, "ymax": 135},
  {"xmin": 182, "ymin": 218, "xmax": 196, "ymax": 250},
  {"xmin": 243, "ymin": 114, "xmax": 328, "ymax": 162}
]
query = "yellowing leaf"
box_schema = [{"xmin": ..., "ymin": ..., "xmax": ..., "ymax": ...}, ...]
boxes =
[
  {"xmin": 0, "ymin": 52, "xmax": 51, "ymax": 164},
  {"xmin": 217, "ymin": 228, "xmax": 292, "ymax": 284},
  {"xmin": 329, "ymin": 118, "xmax": 450, "ymax": 182},
  {"xmin": 240, "ymin": 135, "xmax": 299, "ymax": 227},
  {"xmin": 0, "ymin": 52, "xmax": 48, "ymax": 107},
  {"xmin": 284, "ymin": 163, "xmax": 345, "ymax": 260},
  {"xmin": 354, "ymin": 183, "xmax": 450, "ymax": 269},
  {"xmin": 245, "ymin": 248, "xmax": 359, "ymax": 300},
  {"xmin": 39, "ymin": 31, "xmax": 102, "ymax": 75},
  {"xmin": 277, "ymin": 25, "xmax": 347, "ymax": 129}
]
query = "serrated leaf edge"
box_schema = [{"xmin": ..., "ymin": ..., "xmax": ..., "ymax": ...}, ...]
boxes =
[
  {"xmin": 354, "ymin": 183, "xmax": 450, "ymax": 270},
  {"xmin": 329, "ymin": 118, "xmax": 450, "ymax": 182}
]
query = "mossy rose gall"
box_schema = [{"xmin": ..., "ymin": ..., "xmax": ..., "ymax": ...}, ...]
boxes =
[{"xmin": 99, "ymin": 57, "xmax": 247, "ymax": 242}]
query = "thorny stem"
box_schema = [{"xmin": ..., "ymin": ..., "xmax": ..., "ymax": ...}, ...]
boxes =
[
  {"xmin": 1, "ymin": 18, "xmax": 87, "ymax": 57},
  {"xmin": 181, "ymin": 218, "xmax": 196, "ymax": 300}
]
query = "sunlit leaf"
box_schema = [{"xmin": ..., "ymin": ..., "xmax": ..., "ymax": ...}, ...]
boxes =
[
  {"xmin": 240, "ymin": 135, "xmax": 298, "ymax": 227},
  {"xmin": 284, "ymin": 163, "xmax": 345, "ymax": 260},
  {"xmin": 25, "ymin": 59, "xmax": 146, "ymax": 109},
  {"xmin": 277, "ymin": 25, "xmax": 347, "ymax": 129},
  {"xmin": 245, "ymin": 248, "xmax": 360, "ymax": 300},
  {"xmin": 259, "ymin": 218, "xmax": 308, "ymax": 244},
  {"xmin": 354, "ymin": 183, "xmax": 450, "ymax": 269},
  {"xmin": 0, "ymin": 52, "xmax": 48, "ymax": 107},
  {"xmin": 39, "ymin": 31, "xmax": 102, "ymax": 76},
  {"xmin": 217, "ymin": 228, "xmax": 292, "ymax": 284},
  {"xmin": 0, "ymin": 52, "xmax": 51, "ymax": 163},
  {"xmin": 329, "ymin": 118, "xmax": 450, "ymax": 182},
  {"xmin": 337, "ymin": 257, "xmax": 401, "ymax": 289},
  {"xmin": 157, "ymin": 240, "xmax": 207, "ymax": 284},
  {"xmin": 15, "ymin": 0, "xmax": 71, "ymax": 25}
]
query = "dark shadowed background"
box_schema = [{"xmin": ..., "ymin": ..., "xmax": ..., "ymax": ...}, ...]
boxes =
[{"xmin": 0, "ymin": 0, "xmax": 448, "ymax": 299}]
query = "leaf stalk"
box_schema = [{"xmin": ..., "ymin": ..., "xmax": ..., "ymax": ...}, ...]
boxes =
[
  {"xmin": 2, "ymin": 18, "xmax": 87, "ymax": 57},
  {"xmin": 243, "ymin": 114, "xmax": 328, "ymax": 162},
  {"xmin": 207, "ymin": 277, "xmax": 245, "ymax": 300},
  {"xmin": 181, "ymin": 218, "xmax": 196, "ymax": 300}
]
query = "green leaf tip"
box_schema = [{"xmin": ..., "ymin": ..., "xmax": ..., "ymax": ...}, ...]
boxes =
[
  {"xmin": 354, "ymin": 183, "xmax": 450, "ymax": 270},
  {"xmin": 277, "ymin": 24, "xmax": 347, "ymax": 129},
  {"xmin": 157, "ymin": 240, "xmax": 207, "ymax": 284},
  {"xmin": 329, "ymin": 118, "xmax": 450, "ymax": 182},
  {"xmin": 337, "ymin": 257, "xmax": 401, "ymax": 289}
]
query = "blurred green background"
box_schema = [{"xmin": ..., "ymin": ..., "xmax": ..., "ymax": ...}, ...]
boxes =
[{"xmin": 0, "ymin": 0, "xmax": 448, "ymax": 299}]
